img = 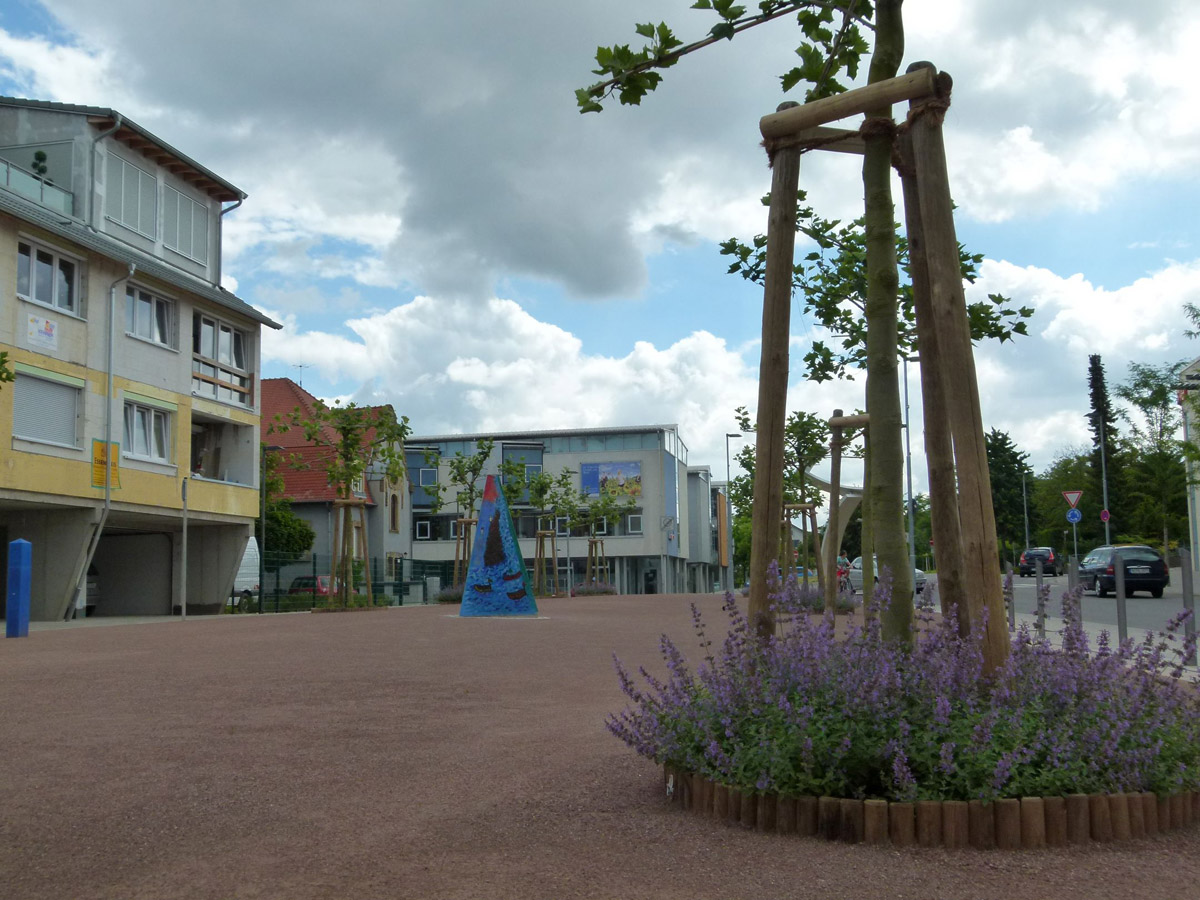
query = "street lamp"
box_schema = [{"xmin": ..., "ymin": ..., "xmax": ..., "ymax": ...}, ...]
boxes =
[
  {"xmin": 260, "ymin": 443, "xmax": 285, "ymax": 614},
  {"xmin": 725, "ymin": 432, "xmax": 743, "ymax": 591}
]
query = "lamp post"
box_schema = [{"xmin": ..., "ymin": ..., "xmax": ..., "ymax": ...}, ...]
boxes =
[
  {"xmin": 260, "ymin": 443, "xmax": 285, "ymax": 614},
  {"xmin": 725, "ymin": 432, "xmax": 743, "ymax": 591}
]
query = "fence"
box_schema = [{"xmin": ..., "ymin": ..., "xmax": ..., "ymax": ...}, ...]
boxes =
[{"xmin": 238, "ymin": 552, "xmax": 456, "ymax": 614}]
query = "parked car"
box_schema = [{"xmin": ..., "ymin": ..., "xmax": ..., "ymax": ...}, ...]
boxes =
[
  {"xmin": 847, "ymin": 556, "xmax": 927, "ymax": 595},
  {"xmin": 287, "ymin": 575, "xmax": 334, "ymax": 595},
  {"xmin": 1079, "ymin": 545, "xmax": 1169, "ymax": 598},
  {"xmin": 228, "ymin": 537, "xmax": 260, "ymax": 607},
  {"xmin": 1018, "ymin": 547, "xmax": 1060, "ymax": 577}
]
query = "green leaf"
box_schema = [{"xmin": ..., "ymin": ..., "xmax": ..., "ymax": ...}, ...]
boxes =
[
  {"xmin": 635, "ymin": 22, "xmax": 655, "ymax": 38},
  {"xmin": 709, "ymin": 21, "xmax": 736, "ymax": 40}
]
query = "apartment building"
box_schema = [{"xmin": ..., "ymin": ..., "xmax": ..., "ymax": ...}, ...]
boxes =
[
  {"xmin": 0, "ymin": 97, "xmax": 278, "ymax": 620},
  {"xmin": 408, "ymin": 425, "xmax": 729, "ymax": 594}
]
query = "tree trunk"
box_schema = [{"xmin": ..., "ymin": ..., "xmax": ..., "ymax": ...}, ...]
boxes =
[
  {"xmin": 863, "ymin": 0, "xmax": 913, "ymax": 642},
  {"xmin": 749, "ymin": 107, "xmax": 803, "ymax": 642}
]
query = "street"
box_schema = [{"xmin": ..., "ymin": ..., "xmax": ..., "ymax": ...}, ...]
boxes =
[{"xmin": 1006, "ymin": 568, "xmax": 1195, "ymax": 635}]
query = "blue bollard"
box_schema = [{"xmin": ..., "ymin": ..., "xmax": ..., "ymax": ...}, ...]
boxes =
[{"xmin": 6, "ymin": 538, "xmax": 31, "ymax": 638}]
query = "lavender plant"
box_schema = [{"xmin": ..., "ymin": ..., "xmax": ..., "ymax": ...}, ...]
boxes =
[{"xmin": 608, "ymin": 565, "xmax": 1200, "ymax": 802}]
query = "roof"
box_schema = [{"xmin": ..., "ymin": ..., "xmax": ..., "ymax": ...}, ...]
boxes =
[
  {"xmin": 0, "ymin": 96, "xmax": 245, "ymax": 202},
  {"xmin": 0, "ymin": 183, "xmax": 279, "ymax": 330},
  {"xmin": 261, "ymin": 377, "xmax": 405, "ymax": 505},
  {"xmin": 410, "ymin": 424, "xmax": 681, "ymax": 444}
]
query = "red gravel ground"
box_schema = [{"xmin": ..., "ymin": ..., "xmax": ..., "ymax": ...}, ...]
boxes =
[{"xmin": 3, "ymin": 593, "xmax": 1199, "ymax": 900}]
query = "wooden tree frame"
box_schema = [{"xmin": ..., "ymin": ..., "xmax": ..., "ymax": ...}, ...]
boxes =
[{"xmin": 750, "ymin": 63, "xmax": 1006, "ymax": 670}]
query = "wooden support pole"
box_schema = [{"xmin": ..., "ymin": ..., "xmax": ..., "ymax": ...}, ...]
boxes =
[
  {"xmin": 760, "ymin": 67, "xmax": 938, "ymax": 139},
  {"xmin": 896, "ymin": 128, "xmax": 967, "ymax": 626},
  {"xmin": 749, "ymin": 102, "xmax": 802, "ymax": 641},
  {"xmin": 789, "ymin": 126, "xmax": 867, "ymax": 155},
  {"xmin": 824, "ymin": 412, "xmax": 844, "ymax": 614},
  {"xmin": 904, "ymin": 62, "xmax": 1007, "ymax": 671}
]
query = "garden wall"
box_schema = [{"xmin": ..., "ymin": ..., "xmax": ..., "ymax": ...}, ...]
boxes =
[{"xmin": 664, "ymin": 767, "xmax": 1199, "ymax": 849}]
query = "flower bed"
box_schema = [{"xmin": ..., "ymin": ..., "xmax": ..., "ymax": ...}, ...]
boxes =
[
  {"xmin": 664, "ymin": 765, "xmax": 1199, "ymax": 847},
  {"xmin": 608, "ymin": 568, "xmax": 1200, "ymax": 848}
]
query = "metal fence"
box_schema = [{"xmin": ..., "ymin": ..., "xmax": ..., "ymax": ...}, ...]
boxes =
[{"xmin": 236, "ymin": 552, "xmax": 456, "ymax": 614}]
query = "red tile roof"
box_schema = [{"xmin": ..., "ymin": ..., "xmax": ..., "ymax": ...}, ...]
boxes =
[{"xmin": 260, "ymin": 378, "xmax": 401, "ymax": 506}]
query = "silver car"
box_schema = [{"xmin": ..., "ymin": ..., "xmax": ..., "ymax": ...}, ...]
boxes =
[{"xmin": 847, "ymin": 556, "xmax": 926, "ymax": 595}]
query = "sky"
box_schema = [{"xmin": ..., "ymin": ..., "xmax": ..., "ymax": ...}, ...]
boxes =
[{"xmin": 2, "ymin": 0, "xmax": 1200, "ymax": 503}]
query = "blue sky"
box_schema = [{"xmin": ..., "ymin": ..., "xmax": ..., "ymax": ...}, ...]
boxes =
[{"xmin": 3, "ymin": 0, "xmax": 1200, "ymax": 500}]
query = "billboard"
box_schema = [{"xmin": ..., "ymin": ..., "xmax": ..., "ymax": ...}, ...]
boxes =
[{"xmin": 581, "ymin": 461, "xmax": 642, "ymax": 499}]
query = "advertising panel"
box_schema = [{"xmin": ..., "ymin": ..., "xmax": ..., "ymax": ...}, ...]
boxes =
[{"xmin": 581, "ymin": 461, "xmax": 642, "ymax": 498}]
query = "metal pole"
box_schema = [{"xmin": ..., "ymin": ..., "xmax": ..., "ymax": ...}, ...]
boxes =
[
  {"xmin": 1034, "ymin": 557, "xmax": 1045, "ymax": 639},
  {"xmin": 1182, "ymin": 548, "xmax": 1196, "ymax": 667},
  {"xmin": 725, "ymin": 432, "xmax": 741, "ymax": 591},
  {"xmin": 180, "ymin": 476, "xmax": 188, "ymax": 619},
  {"xmin": 259, "ymin": 444, "xmax": 266, "ymax": 615},
  {"xmin": 903, "ymin": 355, "xmax": 917, "ymax": 578},
  {"xmin": 1022, "ymin": 472, "xmax": 1031, "ymax": 550},
  {"xmin": 1114, "ymin": 548, "xmax": 1127, "ymax": 645},
  {"xmin": 1100, "ymin": 419, "xmax": 1111, "ymax": 545}
]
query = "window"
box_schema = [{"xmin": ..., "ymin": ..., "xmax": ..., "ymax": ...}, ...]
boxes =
[
  {"xmin": 17, "ymin": 241, "xmax": 77, "ymax": 314},
  {"xmin": 419, "ymin": 467, "xmax": 438, "ymax": 486},
  {"xmin": 525, "ymin": 463, "xmax": 542, "ymax": 481},
  {"xmin": 192, "ymin": 313, "xmax": 251, "ymax": 407},
  {"xmin": 555, "ymin": 516, "xmax": 570, "ymax": 537},
  {"xmin": 351, "ymin": 475, "xmax": 365, "ymax": 495},
  {"xmin": 416, "ymin": 520, "xmax": 431, "ymax": 540},
  {"xmin": 389, "ymin": 494, "xmax": 400, "ymax": 533},
  {"xmin": 163, "ymin": 186, "xmax": 208, "ymax": 263},
  {"xmin": 13, "ymin": 371, "xmax": 80, "ymax": 447},
  {"xmin": 123, "ymin": 400, "xmax": 170, "ymax": 463},
  {"xmin": 125, "ymin": 286, "xmax": 173, "ymax": 347},
  {"xmin": 106, "ymin": 154, "xmax": 157, "ymax": 237},
  {"xmin": 594, "ymin": 516, "xmax": 608, "ymax": 536},
  {"xmin": 627, "ymin": 514, "xmax": 643, "ymax": 535}
]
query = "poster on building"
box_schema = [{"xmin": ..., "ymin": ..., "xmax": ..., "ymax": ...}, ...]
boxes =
[
  {"xmin": 27, "ymin": 314, "xmax": 57, "ymax": 350},
  {"xmin": 581, "ymin": 461, "xmax": 642, "ymax": 498},
  {"xmin": 91, "ymin": 440, "xmax": 121, "ymax": 489}
]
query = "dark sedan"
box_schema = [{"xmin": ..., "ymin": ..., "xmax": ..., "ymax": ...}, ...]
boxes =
[
  {"xmin": 1018, "ymin": 547, "xmax": 1060, "ymax": 577},
  {"xmin": 1079, "ymin": 545, "xmax": 1170, "ymax": 598}
]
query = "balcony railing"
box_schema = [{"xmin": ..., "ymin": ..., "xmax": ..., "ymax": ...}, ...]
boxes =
[{"xmin": 0, "ymin": 158, "xmax": 74, "ymax": 215}]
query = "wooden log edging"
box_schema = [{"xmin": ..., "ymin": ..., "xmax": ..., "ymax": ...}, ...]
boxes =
[{"xmin": 663, "ymin": 767, "xmax": 1198, "ymax": 849}]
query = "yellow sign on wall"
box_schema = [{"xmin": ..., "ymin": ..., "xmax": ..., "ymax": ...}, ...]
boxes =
[{"xmin": 91, "ymin": 440, "xmax": 120, "ymax": 489}]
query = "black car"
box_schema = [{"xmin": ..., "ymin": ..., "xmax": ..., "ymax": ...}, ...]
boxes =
[
  {"xmin": 1079, "ymin": 545, "xmax": 1170, "ymax": 598},
  {"xmin": 1018, "ymin": 547, "xmax": 1060, "ymax": 577}
]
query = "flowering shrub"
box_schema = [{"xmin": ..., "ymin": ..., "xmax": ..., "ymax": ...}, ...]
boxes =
[
  {"xmin": 608, "ymin": 566, "xmax": 1200, "ymax": 802},
  {"xmin": 434, "ymin": 585, "xmax": 464, "ymax": 604}
]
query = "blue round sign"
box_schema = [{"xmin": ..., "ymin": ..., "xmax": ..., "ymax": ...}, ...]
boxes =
[{"xmin": 1066, "ymin": 508, "xmax": 1082, "ymax": 524}]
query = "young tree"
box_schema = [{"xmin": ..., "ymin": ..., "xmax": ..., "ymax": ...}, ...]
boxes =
[
  {"xmin": 261, "ymin": 448, "xmax": 316, "ymax": 571},
  {"xmin": 1115, "ymin": 361, "xmax": 1188, "ymax": 552},
  {"xmin": 1087, "ymin": 354, "xmax": 1124, "ymax": 542},
  {"xmin": 272, "ymin": 401, "xmax": 410, "ymax": 607},
  {"xmin": 424, "ymin": 439, "xmax": 495, "ymax": 521},
  {"xmin": 985, "ymin": 428, "xmax": 1032, "ymax": 564}
]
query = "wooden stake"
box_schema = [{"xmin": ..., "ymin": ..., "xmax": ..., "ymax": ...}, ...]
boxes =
[
  {"xmin": 968, "ymin": 799, "xmax": 995, "ymax": 850},
  {"xmin": 904, "ymin": 62, "xmax": 1007, "ymax": 671},
  {"xmin": 916, "ymin": 800, "xmax": 942, "ymax": 847},
  {"xmin": 1044, "ymin": 796, "xmax": 1067, "ymax": 847},
  {"xmin": 942, "ymin": 800, "xmax": 968, "ymax": 848},
  {"xmin": 1020, "ymin": 797, "xmax": 1046, "ymax": 849},
  {"xmin": 994, "ymin": 799, "xmax": 1021, "ymax": 849},
  {"xmin": 863, "ymin": 799, "xmax": 889, "ymax": 844},
  {"xmin": 1090, "ymin": 793, "xmax": 1113, "ymax": 841},
  {"xmin": 896, "ymin": 129, "xmax": 967, "ymax": 625},
  {"xmin": 889, "ymin": 802, "xmax": 915, "ymax": 847},
  {"xmin": 748, "ymin": 103, "xmax": 802, "ymax": 641},
  {"xmin": 1066, "ymin": 794, "xmax": 1091, "ymax": 844}
]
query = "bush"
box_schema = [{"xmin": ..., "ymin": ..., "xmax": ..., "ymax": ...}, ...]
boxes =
[
  {"xmin": 572, "ymin": 581, "xmax": 618, "ymax": 597},
  {"xmin": 434, "ymin": 585, "xmax": 464, "ymax": 604},
  {"xmin": 608, "ymin": 566, "xmax": 1200, "ymax": 802}
]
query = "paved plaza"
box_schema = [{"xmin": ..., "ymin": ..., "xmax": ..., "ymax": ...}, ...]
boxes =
[{"xmin": 3, "ymin": 595, "xmax": 1200, "ymax": 899}]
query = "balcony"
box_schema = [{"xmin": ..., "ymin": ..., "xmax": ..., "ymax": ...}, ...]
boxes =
[{"xmin": 0, "ymin": 158, "xmax": 73, "ymax": 215}]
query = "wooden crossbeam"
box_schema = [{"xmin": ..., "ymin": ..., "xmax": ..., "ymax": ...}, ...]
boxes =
[{"xmin": 760, "ymin": 67, "xmax": 938, "ymax": 140}]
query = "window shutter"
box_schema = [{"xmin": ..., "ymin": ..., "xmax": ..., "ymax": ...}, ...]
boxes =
[{"xmin": 14, "ymin": 376, "xmax": 78, "ymax": 446}]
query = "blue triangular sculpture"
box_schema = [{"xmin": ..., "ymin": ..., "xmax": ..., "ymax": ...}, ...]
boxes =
[{"xmin": 460, "ymin": 475, "xmax": 538, "ymax": 617}]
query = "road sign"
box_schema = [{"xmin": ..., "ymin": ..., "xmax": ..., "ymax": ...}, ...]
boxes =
[
  {"xmin": 1066, "ymin": 508, "xmax": 1082, "ymax": 524},
  {"xmin": 1100, "ymin": 509, "xmax": 1110, "ymax": 522},
  {"xmin": 1063, "ymin": 490, "xmax": 1083, "ymax": 509}
]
